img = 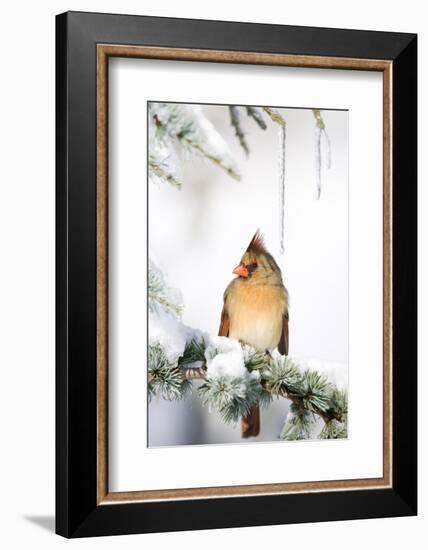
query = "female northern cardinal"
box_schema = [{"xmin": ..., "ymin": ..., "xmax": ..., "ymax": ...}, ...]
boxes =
[{"xmin": 218, "ymin": 231, "xmax": 289, "ymax": 438}]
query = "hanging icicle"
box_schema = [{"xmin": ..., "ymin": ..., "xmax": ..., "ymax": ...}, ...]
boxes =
[
  {"xmin": 263, "ymin": 107, "xmax": 287, "ymax": 255},
  {"xmin": 312, "ymin": 109, "xmax": 331, "ymax": 200},
  {"xmin": 278, "ymin": 122, "xmax": 287, "ymax": 255}
]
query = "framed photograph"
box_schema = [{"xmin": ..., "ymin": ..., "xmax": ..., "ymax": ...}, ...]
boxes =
[{"xmin": 56, "ymin": 11, "xmax": 417, "ymax": 538}]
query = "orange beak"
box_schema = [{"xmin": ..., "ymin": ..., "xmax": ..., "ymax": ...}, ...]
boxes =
[{"xmin": 233, "ymin": 264, "xmax": 249, "ymax": 278}]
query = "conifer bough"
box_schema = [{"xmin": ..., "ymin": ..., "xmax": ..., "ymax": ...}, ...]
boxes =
[{"xmin": 148, "ymin": 337, "xmax": 348, "ymax": 441}]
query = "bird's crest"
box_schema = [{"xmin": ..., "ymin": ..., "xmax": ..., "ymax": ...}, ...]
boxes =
[{"xmin": 246, "ymin": 230, "xmax": 265, "ymax": 254}]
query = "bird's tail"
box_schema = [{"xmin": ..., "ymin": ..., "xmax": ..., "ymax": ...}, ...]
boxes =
[{"xmin": 241, "ymin": 403, "xmax": 260, "ymax": 438}]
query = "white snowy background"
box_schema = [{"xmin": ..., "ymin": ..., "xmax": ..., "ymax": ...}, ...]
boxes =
[{"xmin": 148, "ymin": 104, "xmax": 349, "ymax": 445}]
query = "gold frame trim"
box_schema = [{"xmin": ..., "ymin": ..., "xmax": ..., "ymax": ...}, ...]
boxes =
[{"xmin": 96, "ymin": 44, "xmax": 393, "ymax": 504}]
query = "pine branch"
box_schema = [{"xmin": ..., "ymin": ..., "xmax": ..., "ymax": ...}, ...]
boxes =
[
  {"xmin": 179, "ymin": 339, "xmax": 207, "ymax": 379},
  {"xmin": 149, "ymin": 335, "xmax": 347, "ymax": 440},
  {"xmin": 228, "ymin": 106, "xmax": 267, "ymax": 155},
  {"xmin": 148, "ymin": 260, "xmax": 183, "ymax": 317},
  {"xmin": 262, "ymin": 107, "xmax": 286, "ymax": 127},
  {"xmin": 246, "ymin": 107, "xmax": 267, "ymax": 130},
  {"xmin": 281, "ymin": 405, "xmax": 312, "ymax": 440},
  {"xmin": 149, "ymin": 152, "xmax": 182, "ymax": 189},
  {"xmin": 180, "ymin": 135, "xmax": 241, "ymax": 180},
  {"xmin": 229, "ymin": 106, "xmax": 250, "ymax": 155},
  {"xmin": 319, "ymin": 417, "xmax": 348, "ymax": 439},
  {"xmin": 312, "ymin": 109, "xmax": 325, "ymax": 130},
  {"xmin": 148, "ymin": 344, "xmax": 191, "ymax": 400},
  {"xmin": 149, "ymin": 103, "xmax": 241, "ymax": 182},
  {"xmin": 199, "ymin": 377, "xmax": 262, "ymax": 423}
]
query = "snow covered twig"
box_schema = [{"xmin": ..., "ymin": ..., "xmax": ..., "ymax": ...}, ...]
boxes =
[
  {"xmin": 148, "ymin": 260, "xmax": 183, "ymax": 317},
  {"xmin": 262, "ymin": 107, "xmax": 286, "ymax": 127},
  {"xmin": 229, "ymin": 106, "xmax": 250, "ymax": 155},
  {"xmin": 149, "ymin": 334, "xmax": 348, "ymax": 440},
  {"xmin": 149, "ymin": 150, "xmax": 182, "ymax": 189},
  {"xmin": 149, "ymin": 102, "xmax": 241, "ymax": 182},
  {"xmin": 246, "ymin": 106, "xmax": 267, "ymax": 130},
  {"xmin": 148, "ymin": 262, "xmax": 346, "ymax": 441}
]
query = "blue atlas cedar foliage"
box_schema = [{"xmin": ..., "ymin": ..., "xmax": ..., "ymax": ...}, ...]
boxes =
[{"xmin": 148, "ymin": 337, "xmax": 348, "ymax": 441}]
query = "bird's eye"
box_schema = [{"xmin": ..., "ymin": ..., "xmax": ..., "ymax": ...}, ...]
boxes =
[{"xmin": 247, "ymin": 262, "xmax": 258, "ymax": 272}]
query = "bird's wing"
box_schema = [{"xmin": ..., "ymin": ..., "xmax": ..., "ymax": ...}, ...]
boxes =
[
  {"xmin": 218, "ymin": 305, "xmax": 230, "ymax": 336},
  {"xmin": 278, "ymin": 314, "xmax": 289, "ymax": 355},
  {"xmin": 218, "ymin": 282, "xmax": 234, "ymax": 337}
]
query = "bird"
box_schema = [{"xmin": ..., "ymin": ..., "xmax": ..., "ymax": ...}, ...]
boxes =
[{"xmin": 218, "ymin": 231, "xmax": 289, "ymax": 438}]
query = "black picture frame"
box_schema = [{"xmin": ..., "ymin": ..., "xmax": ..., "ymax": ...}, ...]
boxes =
[{"xmin": 56, "ymin": 10, "xmax": 417, "ymax": 538}]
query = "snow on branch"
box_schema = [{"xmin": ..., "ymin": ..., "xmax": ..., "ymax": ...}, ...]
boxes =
[
  {"xmin": 149, "ymin": 335, "xmax": 347, "ymax": 440},
  {"xmin": 149, "ymin": 149, "xmax": 182, "ymax": 189},
  {"xmin": 229, "ymin": 106, "xmax": 250, "ymax": 156},
  {"xmin": 149, "ymin": 102, "xmax": 241, "ymax": 182},
  {"xmin": 228, "ymin": 106, "xmax": 268, "ymax": 155},
  {"xmin": 148, "ymin": 260, "xmax": 346, "ymax": 441},
  {"xmin": 262, "ymin": 107, "xmax": 286, "ymax": 127},
  {"xmin": 149, "ymin": 259, "xmax": 183, "ymax": 317},
  {"xmin": 246, "ymin": 106, "xmax": 267, "ymax": 130},
  {"xmin": 149, "ymin": 285, "xmax": 347, "ymax": 442},
  {"xmin": 148, "ymin": 104, "xmax": 333, "ymax": 256}
]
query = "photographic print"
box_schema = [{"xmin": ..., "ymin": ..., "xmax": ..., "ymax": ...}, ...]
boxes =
[
  {"xmin": 148, "ymin": 101, "xmax": 348, "ymax": 446},
  {"xmin": 57, "ymin": 14, "xmax": 417, "ymax": 536}
]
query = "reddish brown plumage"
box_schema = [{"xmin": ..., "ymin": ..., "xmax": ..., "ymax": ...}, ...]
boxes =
[
  {"xmin": 278, "ymin": 316, "xmax": 289, "ymax": 355},
  {"xmin": 241, "ymin": 404, "xmax": 260, "ymax": 438},
  {"xmin": 246, "ymin": 229, "xmax": 265, "ymax": 255},
  {"xmin": 218, "ymin": 309, "xmax": 230, "ymax": 337}
]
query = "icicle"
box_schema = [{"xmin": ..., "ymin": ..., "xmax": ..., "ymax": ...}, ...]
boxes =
[
  {"xmin": 278, "ymin": 123, "xmax": 286, "ymax": 254},
  {"xmin": 314, "ymin": 124, "xmax": 322, "ymax": 200},
  {"xmin": 324, "ymin": 130, "xmax": 332, "ymax": 170},
  {"xmin": 313, "ymin": 109, "xmax": 332, "ymax": 200}
]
